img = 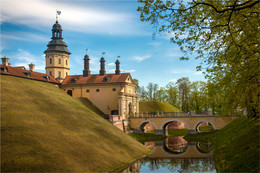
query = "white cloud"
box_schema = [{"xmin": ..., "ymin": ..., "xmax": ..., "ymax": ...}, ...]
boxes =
[
  {"xmin": 170, "ymin": 69, "xmax": 203, "ymax": 76},
  {"xmin": 12, "ymin": 49, "xmax": 45, "ymax": 71},
  {"xmin": 107, "ymin": 62, "xmax": 115, "ymax": 67},
  {"xmin": 0, "ymin": 32, "xmax": 49, "ymax": 42},
  {"xmin": 123, "ymin": 69, "xmax": 136, "ymax": 73},
  {"xmin": 132, "ymin": 55, "xmax": 151, "ymax": 62},
  {"xmin": 1, "ymin": 0, "xmax": 147, "ymax": 35},
  {"xmin": 169, "ymin": 79, "xmax": 177, "ymax": 83}
]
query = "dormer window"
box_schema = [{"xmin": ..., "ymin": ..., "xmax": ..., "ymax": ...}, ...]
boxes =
[
  {"xmin": 23, "ymin": 71, "xmax": 31, "ymax": 77},
  {"xmin": 103, "ymin": 76, "xmax": 109, "ymax": 82},
  {"xmin": 71, "ymin": 78, "xmax": 77, "ymax": 83},
  {"xmin": 0, "ymin": 67, "xmax": 8, "ymax": 73}
]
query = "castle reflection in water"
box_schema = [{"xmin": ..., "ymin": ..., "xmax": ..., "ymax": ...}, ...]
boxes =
[{"xmin": 122, "ymin": 136, "xmax": 216, "ymax": 173}]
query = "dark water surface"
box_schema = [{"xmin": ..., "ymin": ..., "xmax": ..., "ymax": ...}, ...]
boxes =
[{"xmin": 121, "ymin": 136, "xmax": 216, "ymax": 173}]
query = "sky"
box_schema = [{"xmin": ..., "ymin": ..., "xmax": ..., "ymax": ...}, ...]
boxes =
[{"xmin": 0, "ymin": 0, "xmax": 206, "ymax": 87}]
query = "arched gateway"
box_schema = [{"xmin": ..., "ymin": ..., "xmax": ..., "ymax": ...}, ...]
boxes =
[{"xmin": 129, "ymin": 116, "xmax": 238, "ymax": 135}]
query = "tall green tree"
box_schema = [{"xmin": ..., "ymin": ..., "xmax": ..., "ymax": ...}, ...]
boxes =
[
  {"xmin": 165, "ymin": 82, "xmax": 180, "ymax": 108},
  {"xmin": 138, "ymin": 0, "xmax": 259, "ymax": 117},
  {"xmin": 176, "ymin": 77, "xmax": 191, "ymax": 112}
]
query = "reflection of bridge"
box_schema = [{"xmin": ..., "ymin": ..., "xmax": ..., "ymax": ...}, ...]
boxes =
[
  {"xmin": 129, "ymin": 114, "xmax": 238, "ymax": 134},
  {"xmin": 147, "ymin": 141, "xmax": 213, "ymax": 159}
]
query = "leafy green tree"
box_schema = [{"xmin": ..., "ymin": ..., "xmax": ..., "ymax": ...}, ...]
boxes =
[
  {"xmin": 156, "ymin": 87, "xmax": 168, "ymax": 102},
  {"xmin": 189, "ymin": 81, "xmax": 208, "ymax": 113},
  {"xmin": 165, "ymin": 82, "xmax": 180, "ymax": 109},
  {"xmin": 176, "ymin": 77, "xmax": 191, "ymax": 112},
  {"xmin": 137, "ymin": 0, "xmax": 259, "ymax": 117},
  {"xmin": 147, "ymin": 82, "xmax": 159, "ymax": 101}
]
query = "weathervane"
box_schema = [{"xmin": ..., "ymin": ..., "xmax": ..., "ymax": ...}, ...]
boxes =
[
  {"xmin": 117, "ymin": 56, "xmax": 120, "ymax": 59},
  {"xmin": 86, "ymin": 48, "xmax": 88, "ymax": 52},
  {"xmin": 56, "ymin": 10, "xmax": 61, "ymax": 22},
  {"xmin": 102, "ymin": 52, "xmax": 105, "ymax": 56}
]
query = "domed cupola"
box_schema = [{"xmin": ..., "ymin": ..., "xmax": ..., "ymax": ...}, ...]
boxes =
[
  {"xmin": 52, "ymin": 21, "xmax": 63, "ymax": 39},
  {"xmin": 44, "ymin": 20, "xmax": 70, "ymax": 55}
]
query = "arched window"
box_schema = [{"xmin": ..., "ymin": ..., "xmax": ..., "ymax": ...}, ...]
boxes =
[
  {"xmin": 66, "ymin": 60, "xmax": 68, "ymax": 65},
  {"xmin": 50, "ymin": 58, "xmax": 52, "ymax": 64},
  {"xmin": 58, "ymin": 71, "xmax": 61, "ymax": 77}
]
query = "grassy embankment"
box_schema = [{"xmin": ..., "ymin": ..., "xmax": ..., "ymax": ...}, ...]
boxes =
[
  {"xmin": 139, "ymin": 100, "xmax": 181, "ymax": 113},
  {"xmin": 1, "ymin": 75, "xmax": 150, "ymax": 172},
  {"xmin": 185, "ymin": 117, "xmax": 259, "ymax": 172}
]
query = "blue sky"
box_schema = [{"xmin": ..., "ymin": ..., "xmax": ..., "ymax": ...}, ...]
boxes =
[{"xmin": 0, "ymin": 0, "xmax": 206, "ymax": 87}]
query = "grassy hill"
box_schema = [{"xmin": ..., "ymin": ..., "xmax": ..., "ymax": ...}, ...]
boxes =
[
  {"xmin": 185, "ymin": 117, "xmax": 259, "ymax": 172},
  {"xmin": 1, "ymin": 75, "xmax": 150, "ymax": 172},
  {"xmin": 76, "ymin": 97, "xmax": 105, "ymax": 116},
  {"xmin": 139, "ymin": 101, "xmax": 181, "ymax": 113}
]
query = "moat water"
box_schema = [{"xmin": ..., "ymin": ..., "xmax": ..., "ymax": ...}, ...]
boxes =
[{"xmin": 119, "ymin": 136, "xmax": 216, "ymax": 173}]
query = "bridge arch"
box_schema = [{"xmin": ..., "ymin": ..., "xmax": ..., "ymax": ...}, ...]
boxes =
[
  {"xmin": 138, "ymin": 120, "xmax": 158, "ymax": 131},
  {"xmin": 193, "ymin": 120, "xmax": 216, "ymax": 132},
  {"xmin": 194, "ymin": 142, "xmax": 212, "ymax": 155},
  {"xmin": 160, "ymin": 119, "xmax": 190, "ymax": 130}
]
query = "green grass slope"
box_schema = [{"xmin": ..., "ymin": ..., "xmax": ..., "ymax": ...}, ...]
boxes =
[
  {"xmin": 1, "ymin": 75, "xmax": 150, "ymax": 172},
  {"xmin": 76, "ymin": 97, "xmax": 105, "ymax": 116},
  {"xmin": 139, "ymin": 101, "xmax": 181, "ymax": 113},
  {"xmin": 185, "ymin": 117, "xmax": 259, "ymax": 172}
]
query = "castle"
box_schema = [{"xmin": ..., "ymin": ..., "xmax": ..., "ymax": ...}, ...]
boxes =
[{"xmin": 1, "ymin": 18, "xmax": 139, "ymax": 130}]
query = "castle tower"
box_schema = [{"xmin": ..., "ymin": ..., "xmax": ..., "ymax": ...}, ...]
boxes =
[
  {"xmin": 44, "ymin": 14, "xmax": 71, "ymax": 83},
  {"xmin": 83, "ymin": 49, "xmax": 91, "ymax": 77},
  {"xmin": 99, "ymin": 53, "xmax": 106, "ymax": 76},
  {"xmin": 115, "ymin": 56, "xmax": 120, "ymax": 75}
]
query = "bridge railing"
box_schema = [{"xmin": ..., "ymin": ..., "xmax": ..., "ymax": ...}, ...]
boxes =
[{"xmin": 129, "ymin": 112, "xmax": 219, "ymax": 118}]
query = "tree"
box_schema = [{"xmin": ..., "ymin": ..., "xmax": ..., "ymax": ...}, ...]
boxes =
[
  {"xmin": 138, "ymin": 0, "xmax": 259, "ymax": 117},
  {"xmin": 156, "ymin": 87, "xmax": 168, "ymax": 102},
  {"xmin": 146, "ymin": 82, "xmax": 159, "ymax": 101},
  {"xmin": 189, "ymin": 81, "xmax": 208, "ymax": 113},
  {"xmin": 176, "ymin": 77, "xmax": 191, "ymax": 112},
  {"xmin": 165, "ymin": 82, "xmax": 180, "ymax": 108}
]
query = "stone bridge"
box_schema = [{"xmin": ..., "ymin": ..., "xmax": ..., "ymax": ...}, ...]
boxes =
[{"xmin": 129, "ymin": 115, "xmax": 238, "ymax": 134}]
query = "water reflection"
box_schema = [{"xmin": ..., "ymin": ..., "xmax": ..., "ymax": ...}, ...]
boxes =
[
  {"xmin": 164, "ymin": 136, "xmax": 188, "ymax": 154},
  {"xmin": 120, "ymin": 136, "xmax": 216, "ymax": 173}
]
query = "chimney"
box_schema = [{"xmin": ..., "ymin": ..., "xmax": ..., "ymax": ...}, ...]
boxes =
[
  {"xmin": 83, "ymin": 49, "xmax": 91, "ymax": 77},
  {"xmin": 29, "ymin": 63, "xmax": 35, "ymax": 72},
  {"xmin": 99, "ymin": 54, "xmax": 106, "ymax": 76},
  {"xmin": 115, "ymin": 58, "xmax": 120, "ymax": 75},
  {"xmin": 1, "ymin": 56, "xmax": 9, "ymax": 66}
]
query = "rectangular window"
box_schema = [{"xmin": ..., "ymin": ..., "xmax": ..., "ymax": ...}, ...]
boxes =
[
  {"xmin": 58, "ymin": 71, "xmax": 61, "ymax": 77},
  {"xmin": 86, "ymin": 89, "xmax": 89, "ymax": 93},
  {"xmin": 50, "ymin": 71, "xmax": 52, "ymax": 76},
  {"xmin": 50, "ymin": 58, "xmax": 52, "ymax": 64},
  {"xmin": 96, "ymin": 89, "xmax": 100, "ymax": 92},
  {"xmin": 59, "ymin": 58, "xmax": 61, "ymax": 64}
]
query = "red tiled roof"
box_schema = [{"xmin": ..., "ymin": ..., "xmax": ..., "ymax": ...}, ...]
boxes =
[
  {"xmin": 0, "ymin": 65, "xmax": 59, "ymax": 84},
  {"xmin": 61, "ymin": 73, "xmax": 133, "ymax": 85}
]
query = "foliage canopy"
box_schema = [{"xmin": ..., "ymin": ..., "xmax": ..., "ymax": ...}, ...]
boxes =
[{"xmin": 138, "ymin": 0, "xmax": 259, "ymax": 116}]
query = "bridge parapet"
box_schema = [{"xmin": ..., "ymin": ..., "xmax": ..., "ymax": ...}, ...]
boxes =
[{"xmin": 130, "ymin": 112, "xmax": 220, "ymax": 118}]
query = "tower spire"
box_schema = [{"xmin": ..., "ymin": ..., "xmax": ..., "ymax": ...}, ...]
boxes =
[
  {"xmin": 100, "ymin": 52, "xmax": 106, "ymax": 76},
  {"xmin": 83, "ymin": 49, "xmax": 91, "ymax": 77},
  {"xmin": 56, "ymin": 10, "xmax": 61, "ymax": 23},
  {"xmin": 115, "ymin": 56, "xmax": 120, "ymax": 75}
]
